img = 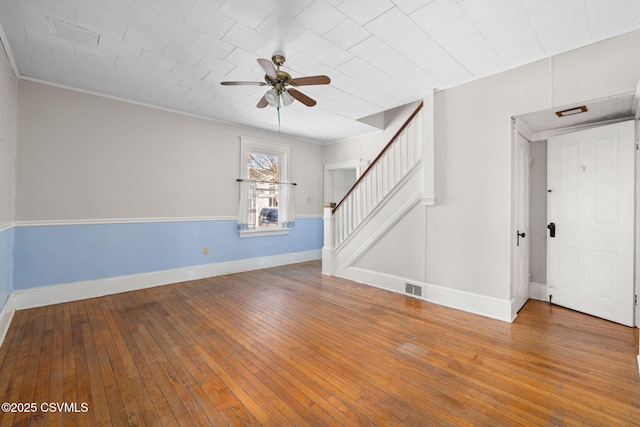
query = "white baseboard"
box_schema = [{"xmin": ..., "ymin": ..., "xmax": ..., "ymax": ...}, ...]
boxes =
[
  {"xmin": 530, "ymin": 282, "xmax": 547, "ymax": 301},
  {"xmin": 338, "ymin": 266, "xmax": 514, "ymax": 322},
  {"xmin": 0, "ymin": 294, "xmax": 16, "ymax": 347},
  {"xmin": 13, "ymin": 249, "xmax": 321, "ymax": 310}
]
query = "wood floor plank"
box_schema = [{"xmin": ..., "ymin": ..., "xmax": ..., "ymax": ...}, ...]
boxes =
[{"xmin": 0, "ymin": 261, "xmax": 639, "ymax": 426}]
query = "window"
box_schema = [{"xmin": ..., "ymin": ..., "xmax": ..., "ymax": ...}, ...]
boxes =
[{"xmin": 238, "ymin": 138, "xmax": 293, "ymax": 236}]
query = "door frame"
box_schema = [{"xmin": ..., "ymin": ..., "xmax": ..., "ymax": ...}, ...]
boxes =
[
  {"xmin": 510, "ymin": 113, "xmax": 639, "ymax": 328},
  {"xmin": 323, "ymin": 160, "xmax": 362, "ymax": 204}
]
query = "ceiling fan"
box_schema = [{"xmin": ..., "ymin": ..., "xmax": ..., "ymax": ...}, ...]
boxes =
[{"xmin": 221, "ymin": 55, "xmax": 331, "ymax": 108}]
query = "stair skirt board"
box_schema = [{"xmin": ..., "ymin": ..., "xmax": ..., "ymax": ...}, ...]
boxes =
[
  {"xmin": 332, "ymin": 164, "xmax": 424, "ymax": 273},
  {"xmin": 334, "ymin": 194, "xmax": 423, "ymax": 273},
  {"xmin": 338, "ymin": 266, "xmax": 514, "ymax": 322}
]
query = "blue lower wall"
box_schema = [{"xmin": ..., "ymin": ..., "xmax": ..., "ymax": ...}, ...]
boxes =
[
  {"xmin": 13, "ymin": 218, "xmax": 323, "ymax": 290},
  {"xmin": 0, "ymin": 228, "xmax": 14, "ymax": 307}
]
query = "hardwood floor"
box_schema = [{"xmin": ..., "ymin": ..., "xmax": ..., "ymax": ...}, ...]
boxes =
[{"xmin": 0, "ymin": 260, "xmax": 638, "ymax": 426}]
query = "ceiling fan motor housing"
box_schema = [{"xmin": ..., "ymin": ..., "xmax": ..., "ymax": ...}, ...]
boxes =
[{"xmin": 265, "ymin": 70, "xmax": 291, "ymax": 91}]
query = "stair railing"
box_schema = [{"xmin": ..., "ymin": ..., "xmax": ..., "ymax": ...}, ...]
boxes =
[{"xmin": 331, "ymin": 101, "xmax": 424, "ymax": 248}]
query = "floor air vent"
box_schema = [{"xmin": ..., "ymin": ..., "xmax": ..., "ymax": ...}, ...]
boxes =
[{"xmin": 405, "ymin": 283, "xmax": 423, "ymax": 297}]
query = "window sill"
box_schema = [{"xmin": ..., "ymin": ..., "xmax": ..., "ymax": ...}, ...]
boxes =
[{"xmin": 238, "ymin": 228, "xmax": 291, "ymax": 238}]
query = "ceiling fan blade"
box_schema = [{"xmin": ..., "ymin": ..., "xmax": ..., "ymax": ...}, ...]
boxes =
[
  {"xmin": 257, "ymin": 95, "xmax": 268, "ymax": 108},
  {"xmin": 257, "ymin": 58, "xmax": 277, "ymax": 78},
  {"xmin": 288, "ymin": 89, "xmax": 317, "ymax": 107},
  {"xmin": 290, "ymin": 75, "xmax": 331, "ymax": 86},
  {"xmin": 221, "ymin": 81, "xmax": 266, "ymax": 86}
]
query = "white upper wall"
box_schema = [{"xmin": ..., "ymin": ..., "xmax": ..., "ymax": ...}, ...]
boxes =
[
  {"xmin": 323, "ymin": 101, "xmax": 422, "ymax": 167},
  {"xmin": 15, "ymin": 81, "xmax": 323, "ymax": 222},
  {"xmin": 0, "ymin": 42, "xmax": 16, "ymax": 230}
]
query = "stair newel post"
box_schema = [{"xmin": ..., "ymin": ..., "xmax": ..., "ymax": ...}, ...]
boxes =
[{"xmin": 322, "ymin": 202, "xmax": 336, "ymax": 275}]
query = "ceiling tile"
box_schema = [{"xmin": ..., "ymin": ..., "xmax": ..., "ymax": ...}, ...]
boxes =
[
  {"xmin": 364, "ymin": 7, "xmax": 416, "ymax": 41},
  {"xmin": 458, "ymin": 0, "xmax": 519, "ymax": 22},
  {"xmin": 48, "ymin": 18, "xmax": 100, "ymax": 48},
  {"xmin": 183, "ymin": 3, "xmax": 234, "ymax": 39},
  {"xmin": 223, "ymin": 63, "xmax": 262, "ymax": 81},
  {"xmin": 288, "ymin": 29, "xmax": 332, "ymax": 56},
  {"xmin": 283, "ymin": 52, "xmax": 323, "ymax": 75},
  {"xmin": 315, "ymin": 44, "xmax": 354, "ymax": 68},
  {"xmin": 218, "ymin": 0, "xmax": 274, "ymax": 29},
  {"xmin": 115, "ymin": 55, "xmax": 154, "ymax": 76},
  {"xmin": 223, "ymin": 47, "xmax": 263, "ymax": 74},
  {"xmin": 256, "ymin": 12, "xmax": 306, "ymax": 46},
  {"xmin": 222, "ymin": 23, "xmax": 269, "ymax": 53},
  {"xmin": 336, "ymin": 57, "xmax": 373, "ymax": 78},
  {"xmin": 428, "ymin": 15, "xmax": 477, "ymax": 47},
  {"xmin": 149, "ymin": 66, "xmax": 183, "ymax": 85},
  {"xmin": 385, "ymin": 25, "xmax": 433, "ymax": 57},
  {"xmin": 75, "ymin": 43, "xmax": 118, "ymax": 67},
  {"xmin": 372, "ymin": 49, "xmax": 423, "ymax": 80},
  {"xmin": 324, "ymin": 18, "xmax": 371, "ymax": 50},
  {"xmin": 294, "ymin": 1, "xmax": 346, "ymax": 35},
  {"xmin": 106, "ymin": 0, "xmax": 158, "ymax": 32},
  {"xmin": 446, "ymin": 33, "xmax": 505, "ymax": 77},
  {"xmin": 124, "ymin": 25, "xmax": 170, "ymax": 54},
  {"xmin": 164, "ymin": 42, "xmax": 205, "ymax": 65},
  {"xmin": 139, "ymin": 49, "xmax": 178, "ymax": 71},
  {"xmin": 475, "ymin": 3, "xmax": 544, "ymax": 66},
  {"xmin": 173, "ymin": 61, "xmax": 210, "ymax": 81},
  {"xmin": 20, "ymin": 0, "xmax": 77, "ymax": 25},
  {"xmin": 348, "ymin": 35, "xmax": 391, "ymax": 62},
  {"xmin": 192, "ymin": 33, "xmax": 235, "ymax": 59},
  {"xmin": 410, "ymin": 0, "xmax": 464, "ymax": 32},
  {"xmin": 525, "ymin": 0, "xmax": 591, "ymax": 55},
  {"xmin": 98, "ymin": 35, "xmax": 142, "ymax": 59},
  {"xmin": 257, "ymin": 0, "xmax": 313, "ymax": 18},
  {"xmin": 178, "ymin": 74, "xmax": 215, "ymax": 92},
  {"xmin": 585, "ymin": 0, "xmax": 640, "ymax": 39},
  {"xmin": 337, "ymin": 0, "xmax": 394, "ymax": 25},
  {"xmin": 77, "ymin": 4, "xmax": 127, "ymax": 40},
  {"xmin": 391, "ymin": 0, "xmax": 429, "ymax": 14},
  {"xmin": 409, "ymin": 42, "xmax": 472, "ymax": 86},
  {"xmin": 25, "ymin": 25, "xmax": 72, "ymax": 51},
  {"xmin": 197, "ymin": 54, "xmax": 235, "ymax": 76},
  {"xmin": 525, "ymin": 0, "xmax": 585, "ymax": 28},
  {"xmin": 137, "ymin": 0, "xmax": 194, "ymax": 22},
  {"xmin": 152, "ymin": 15, "xmax": 199, "ymax": 47}
]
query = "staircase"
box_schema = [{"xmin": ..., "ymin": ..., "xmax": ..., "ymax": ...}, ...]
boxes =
[{"xmin": 323, "ymin": 101, "xmax": 425, "ymax": 276}]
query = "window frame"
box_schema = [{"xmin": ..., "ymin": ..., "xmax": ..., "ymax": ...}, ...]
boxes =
[{"xmin": 239, "ymin": 137, "xmax": 291, "ymax": 238}]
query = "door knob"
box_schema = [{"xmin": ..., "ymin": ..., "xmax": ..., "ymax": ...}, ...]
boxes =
[
  {"xmin": 517, "ymin": 230, "xmax": 526, "ymax": 246},
  {"xmin": 547, "ymin": 222, "xmax": 556, "ymax": 238}
]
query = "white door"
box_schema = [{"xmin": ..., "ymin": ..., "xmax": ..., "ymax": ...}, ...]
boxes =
[
  {"xmin": 512, "ymin": 129, "xmax": 530, "ymax": 316},
  {"xmin": 547, "ymin": 120, "xmax": 635, "ymax": 326}
]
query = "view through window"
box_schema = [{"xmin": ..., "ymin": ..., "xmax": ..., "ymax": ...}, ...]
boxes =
[{"xmin": 248, "ymin": 151, "xmax": 280, "ymax": 228}]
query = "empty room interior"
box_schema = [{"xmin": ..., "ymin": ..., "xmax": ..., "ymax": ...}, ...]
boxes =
[{"xmin": 1, "ymin": 0, "xmax": 640, "ymax": 425}]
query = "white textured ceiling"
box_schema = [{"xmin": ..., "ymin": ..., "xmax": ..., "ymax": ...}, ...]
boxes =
[{"xmin": 1, "ymin": 0, "xmax": 639, "ymax": 143}]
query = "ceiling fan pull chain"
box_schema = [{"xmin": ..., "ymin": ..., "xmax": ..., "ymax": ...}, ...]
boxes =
[{"xmin": 277, "ymin": 106, "xmax": 281, "ymax": 132}]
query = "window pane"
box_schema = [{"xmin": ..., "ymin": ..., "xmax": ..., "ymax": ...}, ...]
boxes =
[{"xmin": 248, "ymin": 152, "xmax": 280, "ymax": 227}]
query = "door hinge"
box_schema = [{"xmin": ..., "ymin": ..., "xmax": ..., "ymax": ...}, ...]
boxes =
[{"xmin": 635, "ymin": 294, "xmax": 638, "ymax": 305}]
